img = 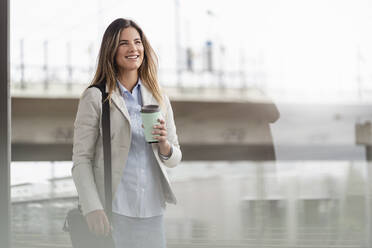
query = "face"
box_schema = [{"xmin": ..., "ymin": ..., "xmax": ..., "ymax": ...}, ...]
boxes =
[{"xmin": 115, "ymin": 27, "xmax": 144, "ymax": 72}]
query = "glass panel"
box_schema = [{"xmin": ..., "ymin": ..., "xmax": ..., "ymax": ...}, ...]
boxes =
[{"xmin": 10, "ymin": 0, "xmax": 372, "ymax": 247}]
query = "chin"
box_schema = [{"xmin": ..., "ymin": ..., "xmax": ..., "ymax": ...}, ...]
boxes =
[{"xmin": 123, "ymin": 65, "xmax": 140, "ymax": 71}]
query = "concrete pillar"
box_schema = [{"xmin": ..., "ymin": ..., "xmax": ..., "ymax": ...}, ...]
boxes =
[
  {"xmin": 355, "ymin": 122, "xmax": 372, "ymax": 247},
  {"xmin": 0, "ymin": 0, "xmax": 11, "ymax": 247},
  {"xmin": 365, "ymin": 160, "xmax": 372, "ymax": 248},
  {"xmin": 286, "ymin": 176, "xmax": 298, "ymax": 246},
  {"xmin": 255, "ymin": 162, "xmax": 265, "ymax": 247}
]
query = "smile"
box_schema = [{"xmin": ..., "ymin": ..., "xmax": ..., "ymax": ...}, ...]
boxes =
[{"xmin": 125, "ymin": 55, "xmax": 140, "ymax": 59}]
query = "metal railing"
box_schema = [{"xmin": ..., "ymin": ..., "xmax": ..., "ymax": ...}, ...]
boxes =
[{"xmin": 10, "ymin": 63, "xmax": 372, "ymax": 103}]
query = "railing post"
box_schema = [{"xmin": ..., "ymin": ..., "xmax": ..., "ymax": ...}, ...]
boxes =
[
  {"xmin": 0, "ymin": 0, "xmax": 11, "ymax": 247},
  {"xmin": 66, "ymin": 42, "xmax": 73, "ymax": 91},
  {"xmin": 174, "ymin": 0, "xmax": 182, "ymax": 89},
  {"xmin": 43, "ymin": 40, "xmax": 49, "ymax": 90},
  {"xmin": 20, "ymin": 39, "xmax": 25, "ymax": 89}
]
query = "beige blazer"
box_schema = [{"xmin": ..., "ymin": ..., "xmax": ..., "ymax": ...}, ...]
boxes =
[{"xmin": 71, "ymin": 83, "xmax": 182, "ymax": 215}]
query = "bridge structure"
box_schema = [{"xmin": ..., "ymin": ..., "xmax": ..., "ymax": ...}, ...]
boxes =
[
  {"xmin": 10, "ymin": 75, "xmax": 372, "ymax": 162},
  {"xmin": 11, "ymin": 78, "xmax": 282, "ymax": 161}
]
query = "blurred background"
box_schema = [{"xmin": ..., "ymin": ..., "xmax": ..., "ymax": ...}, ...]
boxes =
[{"xmin": 9, "ymin": 0, "xmax": 372, "ymax": 247}]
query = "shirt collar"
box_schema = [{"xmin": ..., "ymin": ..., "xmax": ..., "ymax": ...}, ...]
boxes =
[{"xmin": 117, "ymin": 78, "xmax": 142, "ymax": 96}]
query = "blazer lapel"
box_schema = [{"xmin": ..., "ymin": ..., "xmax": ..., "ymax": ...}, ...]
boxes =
[
  {"xmin": 110, "ymin": 84, "xmax": 131, "ymax": 122},
  {"xmin": 141, "ymin": 84, "xmax": 158, "ymax": 106}
]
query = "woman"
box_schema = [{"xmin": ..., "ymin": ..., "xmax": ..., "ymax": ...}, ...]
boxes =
[{"xmin": 71, "ymin": 18, "xmax": 182, "ymax": 248}]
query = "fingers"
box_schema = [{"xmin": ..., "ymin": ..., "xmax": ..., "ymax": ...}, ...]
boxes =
[
  {"xmin": 153, "ymin": 119, "xmax": 167, "ymax": 142},
  {"xmin": 86, "ymin": 212, "xmax": 97, "ymax": 234},
  {"xmin": 154, "ymin": 122, "xmax": 166, "ymax": 131},
  {"xmin": 86, "ymin": 210, "xmax": 111, "ymax": 236},
  {"xmin": 102, "ymin": 213, "xmax": 110, "ymax": 237},
  {"xmin": 96, "ymin": 219, "xmax": 105, "ymax": 236},
  {"xmin": 152, "ymin": 130, "xmax": 167, "ymax": 142},
  {"xmin": 97, "ymin": 216, "xmax": 109, "ymax": 236},
  {"xmin": 154, "ymin": 120, "xmax": 166, "ymax": 131},
  {"xmin": 91, "ymin": 218, "xmax": 103, "ymax": 236},
  {"xmin": 152, "ymin": 129, "xmax": 167, "ymax": 136},
  {"xmin": 89, "ymin": 220, "xmax": 100, "ymax": 236},
  {"xmin": 154, "ymin": 136, "xmax": 167, "ymax": 142}
]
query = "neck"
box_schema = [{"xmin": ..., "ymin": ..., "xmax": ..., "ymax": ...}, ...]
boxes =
[{"xmin": 117, "ymin": 70, "xmax": 139, "ymax": 93}]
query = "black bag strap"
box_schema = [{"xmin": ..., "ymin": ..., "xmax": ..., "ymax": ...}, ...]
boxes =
[{"xmin": 88, "ymin": 83, "xmax": 112, "ymax": 223}]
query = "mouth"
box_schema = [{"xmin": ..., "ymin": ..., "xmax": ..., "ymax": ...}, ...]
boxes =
[{"xmin": 125, "ymin": 55, "xmax": 140, "ymax": 59}]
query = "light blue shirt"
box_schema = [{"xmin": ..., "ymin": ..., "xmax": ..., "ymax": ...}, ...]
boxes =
[{"xmin": 112, "ymin": 79, "xmax": 166, "ymax": 218}]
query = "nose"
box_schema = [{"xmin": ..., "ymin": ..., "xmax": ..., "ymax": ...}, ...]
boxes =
[{"xmin": 128, "ymin": 42, "xmax": 137, "ymax": 52}]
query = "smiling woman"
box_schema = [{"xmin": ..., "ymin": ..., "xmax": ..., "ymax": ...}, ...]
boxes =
[{"xmin": 71, "ymin": 18, "xmax": 182, "ymax": 248}]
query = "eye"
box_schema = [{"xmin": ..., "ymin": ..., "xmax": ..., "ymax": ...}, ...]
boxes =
[
  {"xmin": 135, "ymin": 40, "xmax": 142, "ymax": 44},
  {"xmin": 119, "ymin": 41, "xmax": 128, "ymax": 46}
]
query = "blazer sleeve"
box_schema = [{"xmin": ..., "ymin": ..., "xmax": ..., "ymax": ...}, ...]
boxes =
[
  {"xmin": 71, "ymin": 87, "xmax": 103, "ymax": 215},
  {"xmin": 161, "ymin": 95, "xmax": 182, "ymax": 168}
]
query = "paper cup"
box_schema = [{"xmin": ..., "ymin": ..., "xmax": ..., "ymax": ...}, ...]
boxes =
[{"xmin": 140, "ymin": 105, "xmax": 161, "ymax": 143}]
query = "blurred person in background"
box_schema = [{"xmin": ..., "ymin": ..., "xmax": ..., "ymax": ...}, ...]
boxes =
[{"xmin": 71, "ymin": 18, "xmax": 182, "ymax": 248}]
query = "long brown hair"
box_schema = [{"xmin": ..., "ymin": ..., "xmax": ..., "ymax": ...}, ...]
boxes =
[{"xmin": 89, "ymin": 18, "xmax": 164, "ymax": 107}]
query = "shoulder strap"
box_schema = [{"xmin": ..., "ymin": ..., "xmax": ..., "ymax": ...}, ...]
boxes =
[{"xmin": 88, "ymin": 83, "xmax": 112, "ymax": 223}]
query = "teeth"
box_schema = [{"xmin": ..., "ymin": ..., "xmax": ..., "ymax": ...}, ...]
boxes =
[{"xmin": 126, "ymin": 55, "xmax": 139, "ymax": 59}]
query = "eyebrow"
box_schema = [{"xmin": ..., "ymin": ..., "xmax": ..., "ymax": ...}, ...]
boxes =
[{"xmin": 119, "ymin": 38, "xmax": 141, "ymax": 42}]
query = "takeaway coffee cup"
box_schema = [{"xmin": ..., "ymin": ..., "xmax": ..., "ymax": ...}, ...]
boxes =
[{"xmin": 141, "ymin": 105, "xmax": 161, "ymax": 143}]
